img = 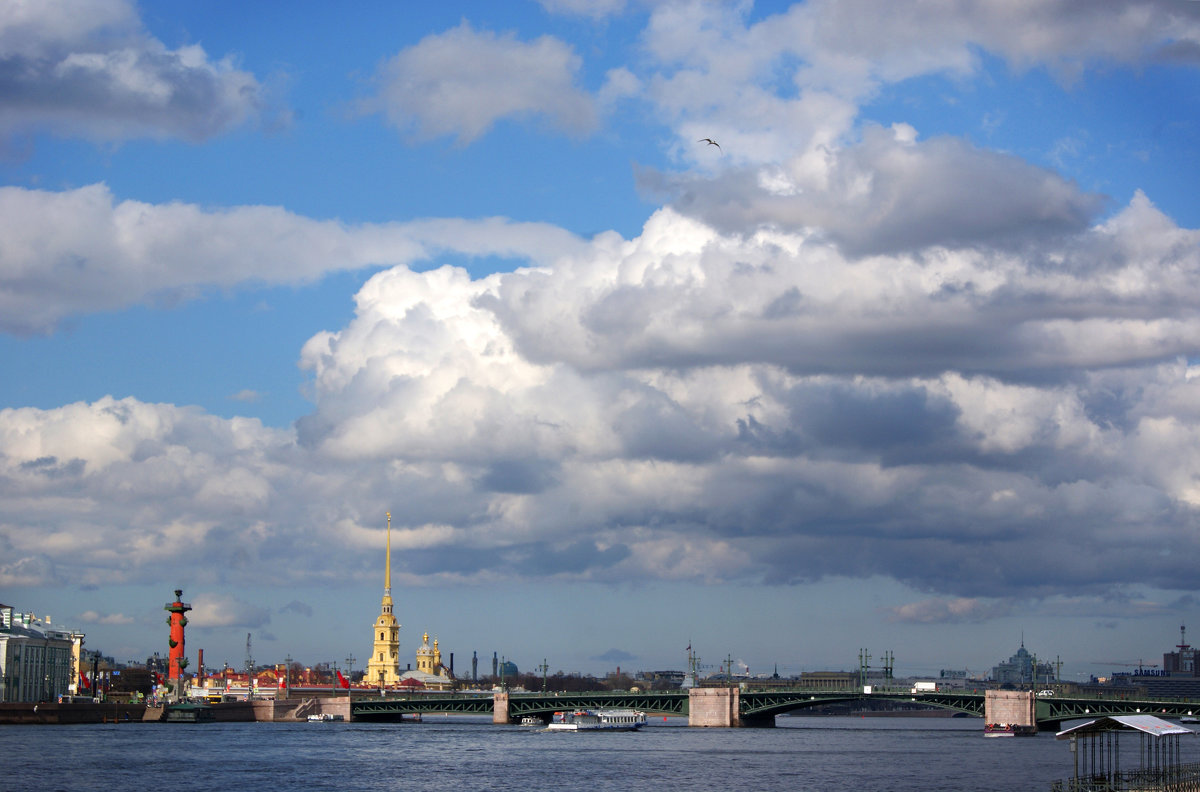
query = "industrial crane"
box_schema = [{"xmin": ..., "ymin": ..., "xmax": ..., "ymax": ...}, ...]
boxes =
[{"xmin": 1091, "ymin": 660, "xmax": 1159, "ymax": 672}]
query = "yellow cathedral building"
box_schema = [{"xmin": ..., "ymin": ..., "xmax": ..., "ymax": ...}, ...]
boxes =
[
  {"xmin": 366, "ymin": 512, "xmax": 402, "ymax": 687},
  {"xmin": 365, "ymin": 513, "xmax": 456, "ymax": 690}
]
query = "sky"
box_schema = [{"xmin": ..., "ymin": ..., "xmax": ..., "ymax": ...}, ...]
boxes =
[{"xmin": 1, "ymin": 0, "xmax": 1199, "ymax": 682}]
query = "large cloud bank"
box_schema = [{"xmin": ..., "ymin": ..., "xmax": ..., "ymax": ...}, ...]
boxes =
[
  {"xmin": 2, "ymin": 0, "xmax": 1200, "ymax": 622},
  {"xmin": 4, "ymin": 187, "xmax": 1199, "ymax": 603}
]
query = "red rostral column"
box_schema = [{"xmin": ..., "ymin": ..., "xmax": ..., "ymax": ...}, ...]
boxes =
[{"xmin": 164, "ymin": 589, "xmax": 192, "ymax": 688}]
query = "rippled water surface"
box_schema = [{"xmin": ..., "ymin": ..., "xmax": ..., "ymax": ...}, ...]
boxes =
[{"xmin": 7, "ymin": 715, "xmax": 1196, "ymax": 792}]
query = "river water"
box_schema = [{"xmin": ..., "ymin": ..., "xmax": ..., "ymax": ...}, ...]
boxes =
[{"xmin": 5, "ymin": 714, "xmax": 1197, "ymax": 791}]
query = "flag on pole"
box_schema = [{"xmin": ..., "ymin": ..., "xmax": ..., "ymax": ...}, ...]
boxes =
[
  {"xmin": 336, "ymin": 669, "xmax": 350, "ymax": 689},
  {"xmin": 79, "ymin": 671, "xmax": 91, "ymax": 691}
]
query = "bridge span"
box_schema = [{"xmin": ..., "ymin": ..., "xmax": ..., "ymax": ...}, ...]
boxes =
[{"xmin": 350, "ymin": 687, "xmax": 1200, "ymax": 730}]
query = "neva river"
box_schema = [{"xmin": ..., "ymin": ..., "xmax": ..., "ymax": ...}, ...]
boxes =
[{"xmin": 7, "ymin": 714, "xmax": 1197, "ymax": 791}]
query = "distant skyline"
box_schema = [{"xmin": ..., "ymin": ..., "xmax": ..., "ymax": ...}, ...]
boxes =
[{"xmin": 1, "ymin": 0, "xmax": 1199, "ymax": 680}]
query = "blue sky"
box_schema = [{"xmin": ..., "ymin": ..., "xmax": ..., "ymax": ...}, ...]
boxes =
[{"xmin": 2, "ymin": 0, "xmax": 1199, "ymax": 681}]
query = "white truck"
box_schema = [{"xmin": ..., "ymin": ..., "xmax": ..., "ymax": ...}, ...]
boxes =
[{"xmin": 910, "ymin": 681, "xmax": 938, "ymax": 693}]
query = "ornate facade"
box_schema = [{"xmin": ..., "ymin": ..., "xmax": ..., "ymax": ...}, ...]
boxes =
[
  {"xmin": 415, "ymin": 633, "xmax": 438, "ymax": 675},
  {"xmin": 403, "ymin": 632, "xmax": 454, "ymax": 690}
]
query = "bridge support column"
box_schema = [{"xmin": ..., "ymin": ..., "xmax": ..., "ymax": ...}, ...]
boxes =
[
  {"xmin": 984, "ymin": 690, "xmax": 1037, "ymax": 733},
  {"xmin": 493, "ymin": 692, "xmax": 510, "ymax": 724},
  {"xmin": 688, "ymin": 687, "xmax": 740, "ymax": 727}
]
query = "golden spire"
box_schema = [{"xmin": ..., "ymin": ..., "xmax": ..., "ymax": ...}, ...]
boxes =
[
  {"xmin": 384, "ymin": 511, "xmax": 392, "ymax": 597},
  {"xmin": 368, "ymin": 511, "xmax": 401, "ymax": 687}
]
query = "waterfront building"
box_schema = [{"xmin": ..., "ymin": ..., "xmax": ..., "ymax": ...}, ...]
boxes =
[
  {"xmin": 990, "ymin": 640, "xmax": 1054, "ymax": 686},
  {"xmin": 934, "ymin": 669, "xmax": 972, "ymax": 690},
  {"xmin": 639, "ymin": 669, "xmax": 687, "ymax": 688},
  {"xmin": 797, "ymin": 671, "xmax": 858, "ymax": 690},
  {"xmin": 398, "ymin": 632, "xmax": 455, "ymax": 690},
  {"xmin": 1163, "ymin": 624, "xmax": 1197, "ymax": 676},
  {"xmin": 366, "ymin": 513, "xmax": 402, "ymax": 688},
  {"xmin": 1101, "ymin": 625, "xmax": 1200, "ymax": 699},
  {"xmin": 0, "ymin": 604, "xmax": 76, "ymax": 702}
]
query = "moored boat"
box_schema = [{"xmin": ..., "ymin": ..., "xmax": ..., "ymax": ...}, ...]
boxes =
[
  {"xmin": 546, "ymin": 709, "xmax": 646, "ymax": 732},
  {"xmin": 985, "ymin": 722, "xmax": 1036, "ymax": 737},
  {"xmin": 307, "ymin": 713, "xmax": 344, "ymax": 722},
  {"xmin": 165, "ymin": 703, "xmax": 214, "ymax": 723}
]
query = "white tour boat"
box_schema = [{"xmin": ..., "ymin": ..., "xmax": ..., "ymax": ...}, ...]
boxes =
[
  {"xmin": 307, "ymin": 713, "xmax": 344, "ymax": 722},
  {"xmin": 546, "ymin": 708, "xmax": 646, "ymax": 732}
]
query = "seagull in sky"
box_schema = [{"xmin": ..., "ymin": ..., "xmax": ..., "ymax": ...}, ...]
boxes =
[{"xmin": 699, "ymin": 137, "xmax": 721, "ymax": 150}]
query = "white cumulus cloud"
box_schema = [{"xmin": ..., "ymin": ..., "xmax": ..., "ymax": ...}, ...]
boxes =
[
  {"xmin": 369, "ymin": 22, "xmax": 597, "ymax": 144},
  {"xmin": 0, "ymin": 0, "xmax": 269, "ymax": 142},
  {"xmin": 0, "ymin": 183, "xmax": 589, "ymax": 334}
]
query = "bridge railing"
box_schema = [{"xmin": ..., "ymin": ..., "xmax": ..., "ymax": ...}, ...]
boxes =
[{"xmin": 1050, "ymin": 761, "xmax": 1200, "ymax": 792}]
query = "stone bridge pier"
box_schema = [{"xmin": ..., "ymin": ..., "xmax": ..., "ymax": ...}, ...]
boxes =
[
  {"xmin": 984, "ymin": 690, "xmax": 1037, "ymax": 733},
  {"xmin": 688, "ymin": 687, "xmax": 740, "ymax": 727},
  {"xmin": 493, "ymin": 692, "xmax": 510, "ymax": 724}
]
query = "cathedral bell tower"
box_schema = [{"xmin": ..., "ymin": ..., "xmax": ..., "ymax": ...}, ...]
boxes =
[{"xmin": 366, "ymin": 512, "xmax": 401, "ymax": 688}]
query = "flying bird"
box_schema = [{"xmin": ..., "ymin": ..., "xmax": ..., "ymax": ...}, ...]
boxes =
[{"xmin": 699, "ymin": 137, "xmax": 721, "ymax": 150}]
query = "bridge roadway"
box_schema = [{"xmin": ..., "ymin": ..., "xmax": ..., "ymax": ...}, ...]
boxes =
[{"xmin": 349, "ymin": 688, "xmax": 1200, "ymax": 730}]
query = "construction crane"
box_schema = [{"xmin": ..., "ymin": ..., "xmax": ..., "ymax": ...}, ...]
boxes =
[{"xmin": 1092, "ymin": 660, "xmax": 1159, "ymax": 672}]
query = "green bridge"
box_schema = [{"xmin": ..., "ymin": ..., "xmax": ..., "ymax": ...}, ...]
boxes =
[{"xmin": 349, "ymin": 688, "xmax": 1200, "ymax": 730}]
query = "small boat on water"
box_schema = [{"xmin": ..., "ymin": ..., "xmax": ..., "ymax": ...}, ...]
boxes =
[
  {"xmin": 546, "ymin": 709, "xmax": 646, "ymax": 732},
  {"xmin": 307, "ymin": 713, "xmax": 344, "ymax": 722},
  {"xmin": 985, "ymin": 722, "xmax": 1036, "ymax": 737},
  {"xmin": 520, "ymin": 716, "xmax": 545, "ymax": 726}
]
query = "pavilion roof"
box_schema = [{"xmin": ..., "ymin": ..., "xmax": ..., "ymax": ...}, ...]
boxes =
[{"xmin": 1056, "ymin": 715, "xmax": 1196, "ymax": 739}]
